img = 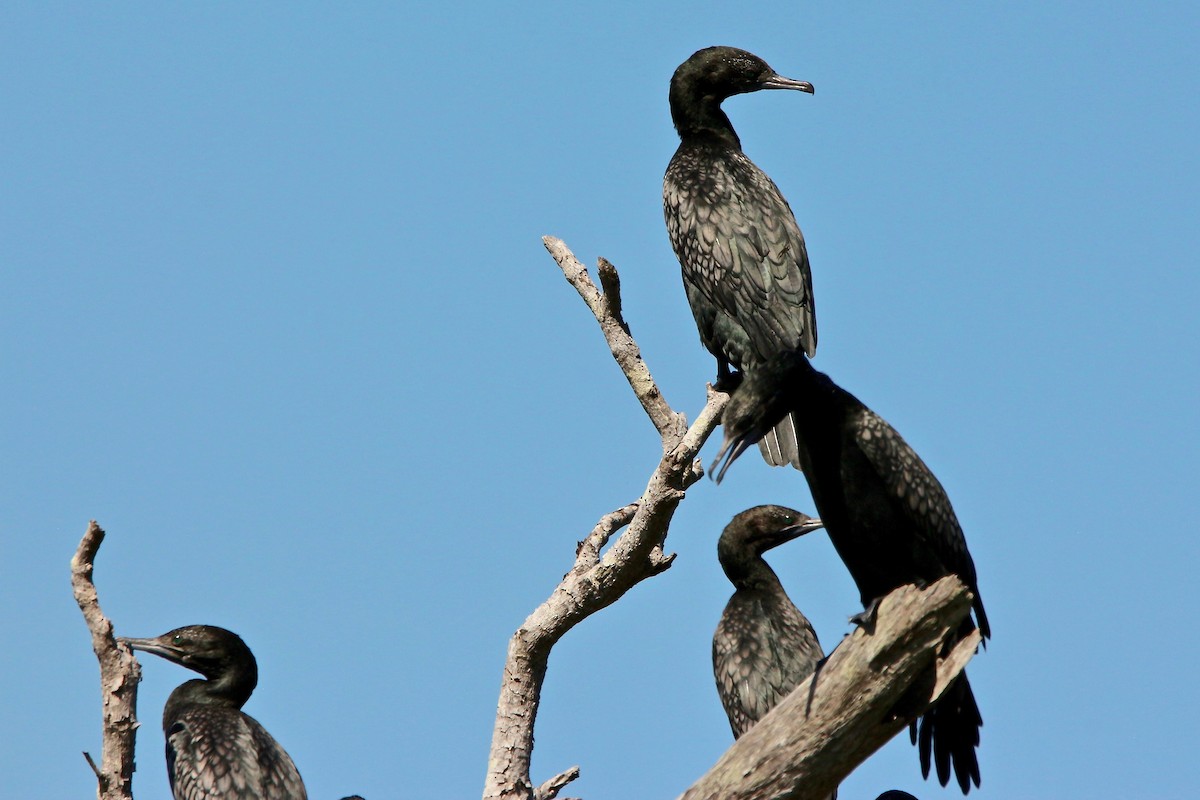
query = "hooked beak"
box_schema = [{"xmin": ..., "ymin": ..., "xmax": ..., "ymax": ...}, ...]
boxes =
[
  {"xmin": 760, "ymin": 74, "xmax": 814, "ymax": 94},
  {"xmin": 762, "ymin": 517, "xmax": 824, "ymax": 551},
  {"xmin": 118, "ymin": 635, "xmax": 184, "ymax": 662}
]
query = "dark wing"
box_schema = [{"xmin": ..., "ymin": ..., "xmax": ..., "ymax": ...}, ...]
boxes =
[
  {"xmin": 665, "ymin": 146, "xmax": 816, "ymax": 367},
  {"xmin": 166, "ymin": 707, "xmax": 307, "ymax": 800},
  {"xmin": 245, "ymin": 713, "xmax": 307, "ymax": 800},
  {"xmin": 713, "ymin": 592, "xmax": 823, "ymax": 738},
  {"xmin": 853, "ymin": 406, "xmax": 989, "ymax": 639}
]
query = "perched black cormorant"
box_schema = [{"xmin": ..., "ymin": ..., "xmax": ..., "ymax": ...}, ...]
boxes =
[
  {"xmin": 713, "ymin": 506, "xmax": 835, "ymax": 800},
  {"xmin": 718, "ymin": 358, "xmax": 989, "ymax": 794},
  {"xmin": 663, "ymin": 46, "xmax": 816, "ymax": 470},
  {"xmin": 120, "ymin": 625, "xmax": 307, "ymax": 800},
  {"xmin": 713, "ymin": 505, "xmax": 826, "ymax": 738}
]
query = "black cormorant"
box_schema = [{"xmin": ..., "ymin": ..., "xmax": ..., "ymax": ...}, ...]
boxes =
[
  {"xmin": 717, "ymin": 357, "xmax": 989, "ymax": 793},
  {"xmin": 120, "ymin": 625, "xmax": 307, "ymax": 800},
  {"xmin": 713, "ymin": 506, "xmax": 835, "ymax": 800},
  {"xmin": 663, "ymin": 46, "xmax": 816, "ymax": 470},
  {"xmin": 713, "ymin": 505, "xmax": 826, "ymax": 738}
]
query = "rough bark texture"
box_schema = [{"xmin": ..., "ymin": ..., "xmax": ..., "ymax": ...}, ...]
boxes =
[
  {"xmin": 71, "ymin": 520, "xmax": 142, "ymax": 800},
  {"xmin": 678, "ymin": 576, "xmax": 981, "ymax": 800},
  {"xmin": 482, "ymin": 239, "xmax": 730, "ymax": 800}
]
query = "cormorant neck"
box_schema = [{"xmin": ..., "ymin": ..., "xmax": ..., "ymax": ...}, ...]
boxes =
[
  {"xmin": 669, "ymin": 86, "xmax": 742, "ymax": 150},
  {"xmin": 723, "ymin": 556, "xmax": 785, "ymax": 591},
  {"xmin": 163, "ymin": 664, "xmax": 256, "ymax": 715}
]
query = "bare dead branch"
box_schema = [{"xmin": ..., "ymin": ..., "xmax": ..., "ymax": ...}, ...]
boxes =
[
  {"xmin": 596, "ymin": 258, "xmax": 628, "ymax": 335},
  {"xmin": 482, "ymin": 240, "xmax": 729, "ymax": 800},
  {"xmin": 574, "ymin": 504, "xmax": 638, "ymax": 572},
  {"xmin": 83, "ymin": 751, "xmax": 103, "ymax": 780},
  {"xmin": 677, "ymin": 576, "xmax": 980, "ymax": 800},
  {"xmin": 534, "ymin": 766, "xmax": 582, "ymax": 800},
  {"xmin": 543, "ymin": 236, "xmax": 683, "ymax": 440},
  {"xmin": 71, "ymin": 521, "xmax": 141, "ymax": 800}
]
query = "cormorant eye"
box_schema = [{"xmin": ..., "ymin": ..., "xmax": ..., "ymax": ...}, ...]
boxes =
[{"xmin": 173, "ymin": 634, "xmax": 183, "ymax": 644}]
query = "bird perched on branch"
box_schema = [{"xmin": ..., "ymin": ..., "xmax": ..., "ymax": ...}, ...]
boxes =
[
  {"xmin": 713, "ymin": 505, "xmax": 827, "ymax": 738},
  {"xmin": 663, "ymin": 45, "xmax": 817, "ymax": 471},
  {"xmin": 120, "ymin": 625, "xmax": 307, "ymax": 800},
  {"xmin": 713, "ymin": 506, "xmax": 837, "ymax": 800},
  {"xmin": 717, "ymin": 357, "xmax": 989, "ymax": 794}
]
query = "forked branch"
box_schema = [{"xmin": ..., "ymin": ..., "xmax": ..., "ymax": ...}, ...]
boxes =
[{"xmin": 482, "ymin": 239, "xmax": 729, "ymax": 800}]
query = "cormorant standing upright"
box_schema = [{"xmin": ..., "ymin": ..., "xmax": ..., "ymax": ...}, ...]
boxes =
[
  {"xmin": 713, "ymin": 505, "xmax": 826, "ymax": 738},
  {"xmin": 664, "ymin": 46, "xmax": 816, "ymax": 470},
  {"xmin": 718, "ymin": 357, "xmax": 989, "ymax": 794},
  {"xmin": 121, "ymin": 625, "xmax": 307, "ymax": 800}
]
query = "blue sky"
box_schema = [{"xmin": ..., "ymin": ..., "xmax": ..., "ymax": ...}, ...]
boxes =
[{"xmin": 3, "ymin": 3, "xmax": 1198, "ymax": 799}]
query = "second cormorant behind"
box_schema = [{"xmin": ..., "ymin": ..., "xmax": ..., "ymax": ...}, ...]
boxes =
[
  {"xmin": 714, "ymin": 505, "xmax": 836, "ymax": 800},
  {"xmin": 713, "ymin": 505, "xmax": 826, "ymax": 738}
]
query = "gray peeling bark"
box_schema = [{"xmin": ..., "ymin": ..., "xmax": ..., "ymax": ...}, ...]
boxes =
[
  {"xmin": 71, "ymin": 521, "xmax": 141, "ymax": 800},
  {"xmin": 481, "ymin": 239, "xmax": 730, "ymax": 800},
  {"xmin": 678, "ymin": 576, "xmax": 981, "ymax": 800}
]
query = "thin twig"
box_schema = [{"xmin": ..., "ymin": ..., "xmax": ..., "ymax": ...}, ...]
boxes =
[
  {"xmin": 83, "ymin": 751, "xmax": 103, "ymax": 781},
  {"xmin": 534, "ymin": 766, "xmax": 582, "ymax": 800},
  {"xmin": 574, "ymin": 504, "xmax": 639, "ymax": 571},
  {"xmin": 543, "ymin": 236, "xmax": 684, "ymax": 441}
]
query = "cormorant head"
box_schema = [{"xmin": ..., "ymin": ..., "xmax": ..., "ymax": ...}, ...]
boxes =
[
  {"xmin": 717, "ymin": 505, "xmax": 823, "ymax": 581},
  {"xmin": 671, "ymin": 46, "xmax": 813, "ymax": 116},
  {"xmin": 121, "ymin": 625, "xmax": 258, "ymax": 690}
]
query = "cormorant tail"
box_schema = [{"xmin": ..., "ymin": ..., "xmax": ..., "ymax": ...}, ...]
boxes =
[
  {"xmin": 918, "ymin": 673, "xmax": 982, "ymax": 793},
  {"xmin": 757, "ymin": 410, "xmax": 804, "ymax": 470}
]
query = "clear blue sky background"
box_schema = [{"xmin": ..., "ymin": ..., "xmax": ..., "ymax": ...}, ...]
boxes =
[{"xmin": 3, "ymin": 4, "xmax": 1197, "ymax": 799}]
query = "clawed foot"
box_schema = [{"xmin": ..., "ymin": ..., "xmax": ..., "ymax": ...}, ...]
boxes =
[
  {"xmin": 714, "ymin": 364, "xmax": 743, "ymax": 394},
  {"xmin": 850, "ymin": 596, "xmax": 882, "ymax": 633}
]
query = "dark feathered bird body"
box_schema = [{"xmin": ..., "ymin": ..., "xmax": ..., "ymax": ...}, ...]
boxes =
[
  {"xmin": 665, "ymin": 139, "xmax": 817, "ymax": 371},
  {"xmin": 712, "ymin": 506, "xmax": 826, "ymax": 738},
  {"xmin": 664, "ymin": 46, "xmax": 817, "ymax": 469},
  {"xmin": 713, "ymin": 573, "xmax": 825, "ymax": 737},
  {"xmin": 787, "ymin": 365, "xmax": 988, "ymax": 639},
  {"xmin": 713, "ymin": 506, "xmax": 835, "ymax": 800},
  {"xmin": 742, "ymin": 359, "xmax": 988, "ymax": 793}
]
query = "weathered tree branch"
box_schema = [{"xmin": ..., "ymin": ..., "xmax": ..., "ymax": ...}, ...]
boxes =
[
  {"xmin": 482, "ymin": 239, "xmax": 729, "ymax": 800},
  {"xmin": 535, "ymin": 766, "xmax": 582, "ymax": 800},
  {"xmin": 678, "ymin": 576, "xmax": 981, "ymax": 800},
  {"xmin": 71, "ymin": 521, "xmax": 141, "ymax": 800},
  {"xmin": 543, "ymin": 236, "xmax": 684, "ymax": 441}
]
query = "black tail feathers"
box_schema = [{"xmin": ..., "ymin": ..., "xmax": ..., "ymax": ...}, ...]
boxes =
[{"xmin": 917, "ymin": 672, "xmax": 982, "ymax": 794}]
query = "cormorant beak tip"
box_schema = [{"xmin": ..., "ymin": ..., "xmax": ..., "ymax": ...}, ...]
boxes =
[
  {"xmin": 781, "ymin": 519, "xmax": 824, "ymax": 539},
  {"xmin": 761, "ymin": 75, "xmax": 814, "ymax": 94}
]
